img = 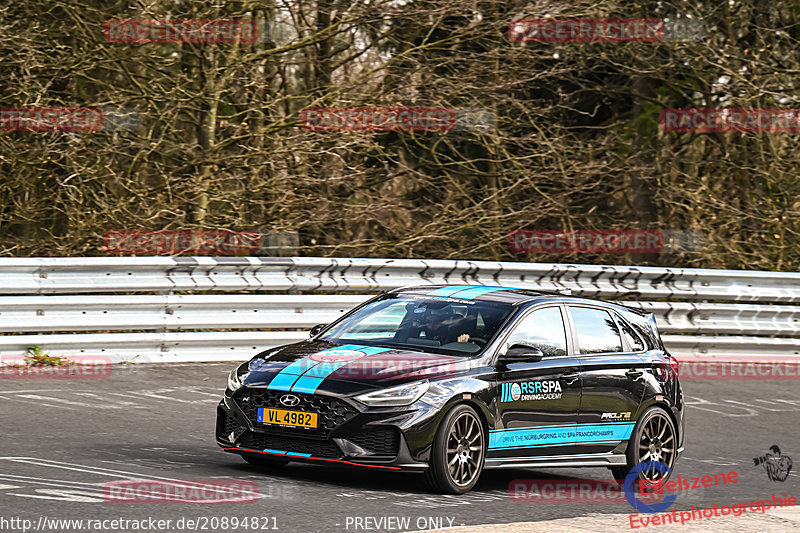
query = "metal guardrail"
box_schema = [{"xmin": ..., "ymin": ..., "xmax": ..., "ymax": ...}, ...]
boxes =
[{"xmin": 0, "ymin": 257, "xmax": 798, "ymax": 363}]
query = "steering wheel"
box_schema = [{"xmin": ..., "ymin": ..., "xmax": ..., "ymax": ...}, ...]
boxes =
[{"xmin": 468, "ymin": 337, "xmax": 487, "ymax": 347}]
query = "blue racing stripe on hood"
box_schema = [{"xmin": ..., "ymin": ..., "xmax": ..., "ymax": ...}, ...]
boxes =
[
  {"xmin": 266, "ymin": 344, "xmax": 392, "ymax": 394},
  {"xmin": 290, "ymin": 345, "xmax": 392, "ymax": 394}
]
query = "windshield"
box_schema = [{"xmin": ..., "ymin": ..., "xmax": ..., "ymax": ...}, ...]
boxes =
[{"xmin": 319, "ymin": 294, "xmax": 515, "ymax": 355}]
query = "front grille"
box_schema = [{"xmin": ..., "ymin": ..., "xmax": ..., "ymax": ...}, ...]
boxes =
[
  {"xmin": 239, "ymin": 432, "xmax": 342, "ymax": 458},
  {"xmin": 346, "ymin": 428, "xmax": 400, "ymax": 456},
  {"xmin": 223, "ymin": 413, "xmax": 239, "ymax": 435},
  {"xmin": 233, "ymin": 389, "xmax": 359, "ymax": 432}
]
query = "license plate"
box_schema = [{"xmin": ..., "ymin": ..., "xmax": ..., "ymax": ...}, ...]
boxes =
[{"xmin": 257, "ymin": 408, "xmax": 318, "ymax": 428}]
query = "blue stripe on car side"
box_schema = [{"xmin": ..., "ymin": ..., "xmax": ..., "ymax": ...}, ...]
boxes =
[
  {"xmin": 488, "ymin": 423, "xmax": 635, "ymax": 450},
  {"xmin": 262, "ymin": 448, "xmax": 287, "ymax": 455}
]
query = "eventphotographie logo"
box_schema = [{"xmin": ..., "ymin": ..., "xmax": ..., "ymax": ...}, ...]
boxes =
[{"xmin": 754, "ymin": 446, "xmax": 793, "ymax": 482}]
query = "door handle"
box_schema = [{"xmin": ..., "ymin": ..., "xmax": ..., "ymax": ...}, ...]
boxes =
[
  {"xmin": 626, "ymin": 369, "xmax": 644, "ymax": 380},
  {"xmin": 560, "ymin": 372, "xmax": 579, "ymax": 384}
]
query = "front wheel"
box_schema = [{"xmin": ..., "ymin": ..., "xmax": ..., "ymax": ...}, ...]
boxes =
[
  {"xmin": 424, "ymin": 404, "xmax": 485, "ymax": 494},
  {"xmin": 611, "ymin": 406, "xmax": 677, "ymax": 489}
]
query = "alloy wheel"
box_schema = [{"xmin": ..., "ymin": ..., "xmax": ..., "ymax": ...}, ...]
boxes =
[
  {"xmin": 637, "ymin": 412, "xmax": 676, "ymax": 481},
  {"xmin": 445, "ymin": 411, "xmax": 484, "ymax": 487}
]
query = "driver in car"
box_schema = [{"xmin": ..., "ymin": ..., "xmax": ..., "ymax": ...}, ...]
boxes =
[{"xmin": 424, "ymin": 309, "xmax": 471, "ymax": 344}]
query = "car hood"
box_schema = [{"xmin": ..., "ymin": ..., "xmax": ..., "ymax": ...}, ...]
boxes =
[{"xmin": 240, "ymin": 340, "xmax": 472, "ymax": 396}]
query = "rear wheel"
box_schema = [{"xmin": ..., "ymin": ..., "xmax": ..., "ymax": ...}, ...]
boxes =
[
  {"xmin": 611, "ymin": 406, "xmax": 677, "ymax": 489},
  {"xmin": 424, "ymin": 404, "xmax": 485, "ymax": 494},
  {"xmin": 242, "ymin": 453, "xmax": 289, "ymax": 469}
]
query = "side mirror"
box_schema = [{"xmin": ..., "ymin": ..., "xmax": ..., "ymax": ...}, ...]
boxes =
[
  {"xmin": 309, "ymin": 323, "xmax": 328, "ymax": 337},
  {"xmin": 501, "ymin": 344, "xmax": 544, "ymax": 363}
]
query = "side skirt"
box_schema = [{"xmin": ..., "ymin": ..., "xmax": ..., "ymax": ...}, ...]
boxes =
[{"xmin": 484, "ymin": 452, "xmax": 627, "ymax": 469}]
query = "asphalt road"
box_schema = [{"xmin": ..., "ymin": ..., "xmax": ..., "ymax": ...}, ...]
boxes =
[{"xmin": 0, "ymin": 363, "xmax": 798, "ymax": 533}]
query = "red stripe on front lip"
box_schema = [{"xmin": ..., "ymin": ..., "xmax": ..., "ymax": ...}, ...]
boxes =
[{"xmin": 222, "ymin": 447, "xmax": 402, "ymax": 470}]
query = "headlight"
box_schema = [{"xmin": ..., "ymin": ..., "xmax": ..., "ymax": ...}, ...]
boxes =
[
  {"xmin": 227, "ymin": 368, "xmax": 243, "ymax": 391},
  {"xmin": 354, "ymin": 380, "xmax": 429, "ymax": 407}
]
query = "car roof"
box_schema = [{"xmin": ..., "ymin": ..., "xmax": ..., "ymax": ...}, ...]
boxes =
[
  {"xmin": 390, "ymin": 284, "xmax": 649, "ymax": 317},
  {"xmin": 390, "ymin": 284, "xmax": 572, "ymax": 305}
]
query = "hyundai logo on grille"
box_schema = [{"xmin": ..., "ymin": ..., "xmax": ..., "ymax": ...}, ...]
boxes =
[{"xmin": 280, "ymin": 394, "xmax": 300, "ymax": 407}]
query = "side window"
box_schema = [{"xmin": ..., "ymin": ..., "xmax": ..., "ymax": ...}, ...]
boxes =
[
  {"xmin": 616, "ymin": 315, "xmax": 645, "ymax": 351},
  {"xmin": 630, "ymin": 321, "xmax": 656, "ymax": 350},
  {"xmin": 505, "ymin": 307, "xmax": 567, "ymax": 357},
  {"xmin": 570, "ymin": 307, "xmax": 622, "ymax": 354}
]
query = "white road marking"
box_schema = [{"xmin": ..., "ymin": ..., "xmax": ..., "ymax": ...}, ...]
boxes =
[
  {"xmin": 184, "ymin": 389, "xmax": 224, "ymax": 398},
  {"xmin": 120, "ymin": 391, "xmax": 196, "ymax": 403},
  {"xmin": 0, "ymin": 474, "xmax": 104, "ymax": 489},
  {"xmin": 7, "ymin": 488, "xmax": 106, "ymax": 502},
  {"xmin": 99, "ymin": 458, "xmax": 197, "ymax": 470},
  {"xmin": 73, "ymin": 392, "xmax": 141, "ymax": 406},
  {"xmin": 0, "ymin": 457, "xmax": 275, "ymax": 501},
  {"xmin": 15, "ymin": 394, "xmax": 128, "ymax": 409},
  {"xmin": 0, "ymin": 387, "xmax": 220, "ymax": 410},
  {"xmin": 685, "ymin": 396, "xmax": 757, "ymax": 416}
]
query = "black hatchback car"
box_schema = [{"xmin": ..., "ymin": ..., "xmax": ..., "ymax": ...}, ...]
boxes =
[{"xmin": 217, "ymin": 285, "xmax": 684, "ymax": 493}]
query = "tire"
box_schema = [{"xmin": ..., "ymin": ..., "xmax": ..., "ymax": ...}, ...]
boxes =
[
  {"xmin": 423, "ymin": 404, "xmax": 485, "ymax": 494},
  {"xmin": 610, "ymin": 406, "xmax": 677, "ymax": 490},
  {"xmin": 242, "ymin": 453, "xmax": 289, "ymax": 469}
]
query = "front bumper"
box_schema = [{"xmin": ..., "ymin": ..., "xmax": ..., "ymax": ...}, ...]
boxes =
[{"xmin": 216, "ymin": 387, "xmax": 430, "ymax": 471}]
